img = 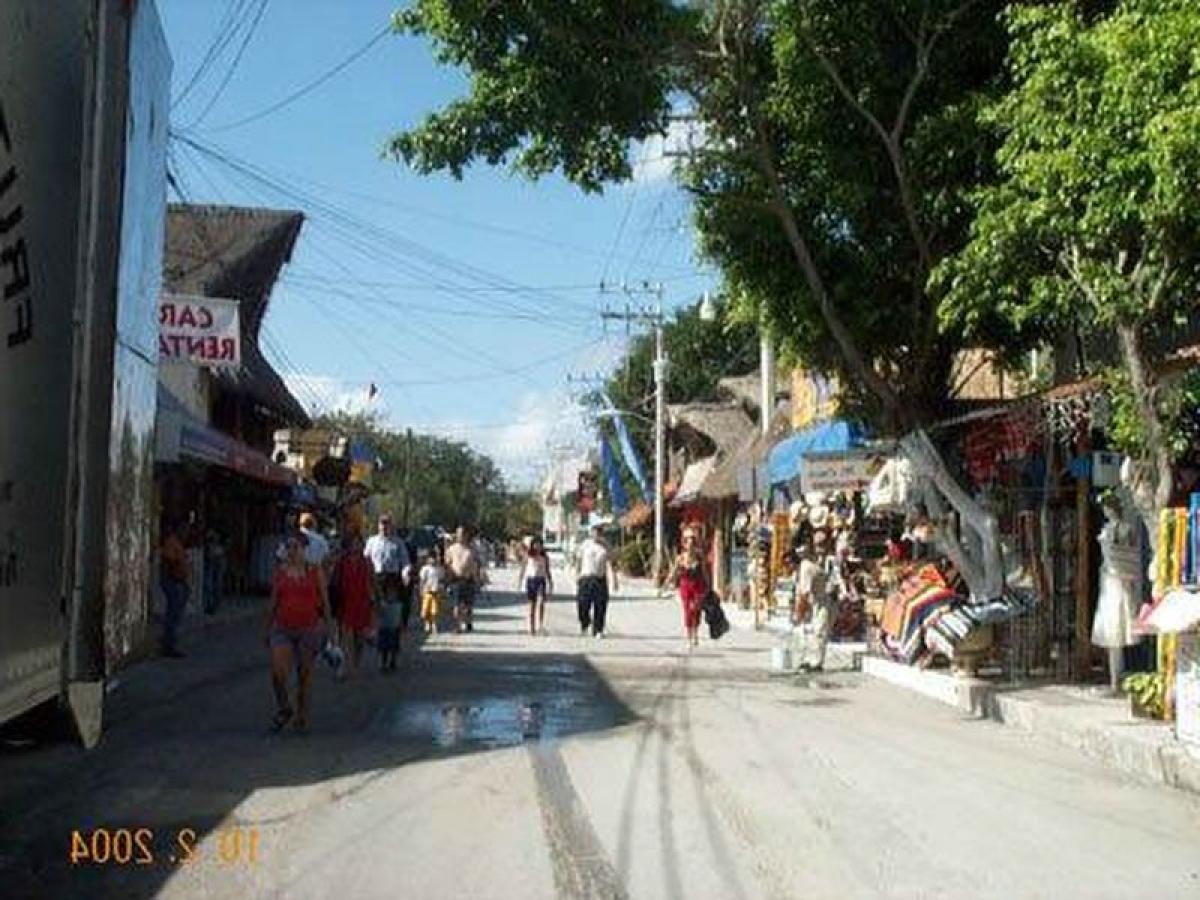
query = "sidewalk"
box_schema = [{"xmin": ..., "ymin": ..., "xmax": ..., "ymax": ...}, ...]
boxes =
[{"xmin": 862, "ymin": 655, "xmax": 1200, "ymax": 794}]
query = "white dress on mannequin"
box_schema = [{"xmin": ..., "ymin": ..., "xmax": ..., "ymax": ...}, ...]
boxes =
[{"xmin": 1091, "ymin": 503, "xmax": 1142, "ymax": 649}]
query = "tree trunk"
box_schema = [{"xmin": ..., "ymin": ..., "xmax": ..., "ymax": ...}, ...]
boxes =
[{"xmin": 1115, "ymin": 322, "xmax": 1174, "ymax": 554}]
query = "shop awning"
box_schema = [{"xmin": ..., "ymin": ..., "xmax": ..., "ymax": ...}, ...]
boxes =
[
  {"xmin": 767, "ymin": 420, "xmax": 863, "ymax": 485},
  {"xmin": 156, "ymin": 385, "xmax": 296, "ymax": 486}
]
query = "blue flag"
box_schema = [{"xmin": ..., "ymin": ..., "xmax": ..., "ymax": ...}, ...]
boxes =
[
  {"xmin": 600, "ymin": 436, "xmax": 629, "ymax": 513},
  {"xmin": 602, "ymin": 392, "xmax": 649, "ymax": 499}
]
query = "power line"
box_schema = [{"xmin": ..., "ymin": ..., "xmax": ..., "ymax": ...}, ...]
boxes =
[
  {"xmin": 206, "ymin": 24, "xmax": 392, "ymax": 133},
  {"xmin": 186, "ymin": 0, "xmax": 271, "ymax": 129},
  {"xmin": 171, "ymin": 0, "xmax": 250, "ymax": 110},
  {"xmin": 174, "ymin": 134, "xmax": 605, "ymax": 327}
]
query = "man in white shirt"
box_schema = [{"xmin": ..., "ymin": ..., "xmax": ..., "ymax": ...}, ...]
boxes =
[
  {"xmin": 576, "ymin": 526, "xmax": 618, "ymax": 638},
  {"xmin": 446, "ymin": 525, "xmax": 482, "ymax": 633},
  {"xmin": 364, "ymin": 514, "xmax": 412, "ymax": 635}
]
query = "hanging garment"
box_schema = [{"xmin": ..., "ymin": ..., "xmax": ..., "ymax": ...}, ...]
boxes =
[{"xmin": 1091, "ymin": 513, "xmax": 1143, "ymax": 649}]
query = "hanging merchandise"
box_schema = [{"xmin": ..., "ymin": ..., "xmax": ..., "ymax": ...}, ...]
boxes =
[
  {"xmin": 1090, "ymin": 493, "xmax": 1143, "ymax": 651},
  {"xmin": 867, "ymin": 457, "xmax": 911, "ymax": 514}
]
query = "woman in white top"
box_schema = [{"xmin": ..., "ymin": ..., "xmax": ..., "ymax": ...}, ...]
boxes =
[{"xmin": 518, "ymin": 536, "xmax": 553, "ymax": 636}]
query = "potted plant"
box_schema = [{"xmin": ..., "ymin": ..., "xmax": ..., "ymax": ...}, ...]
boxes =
[{"xmin": 1122, "ymin": 671, "xmax": 1166, "ymax": 720}]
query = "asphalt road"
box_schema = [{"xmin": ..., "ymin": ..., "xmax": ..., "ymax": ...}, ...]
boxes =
[{"xmin": 2, "ymin": 568, "xmax": 1199, "ymax": 900}]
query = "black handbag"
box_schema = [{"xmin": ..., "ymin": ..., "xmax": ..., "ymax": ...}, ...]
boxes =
[{"xmin": 702, "ymin": 591, "xmax": 730, "ymax": 639}]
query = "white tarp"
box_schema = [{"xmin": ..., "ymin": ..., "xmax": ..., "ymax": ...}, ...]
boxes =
[
  {"xmin": 159, "ymin": 293, "xmax": 240, "ymax": 369},
  {"xmin": 674, "ymin": 457, "xmax": 717, "ymax": 504}
]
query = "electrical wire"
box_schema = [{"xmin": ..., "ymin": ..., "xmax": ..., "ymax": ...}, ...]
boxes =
[
  {"xmin": 186, "ymin": 0, "xmax": 271, "ymax": 129},
  {"xmin": 207, "ymin": 24, "xmax": 392, "ymax": 133},
  {"xmin": 171, "ymin": 0, "xmax": 249, "ymax": 110}
]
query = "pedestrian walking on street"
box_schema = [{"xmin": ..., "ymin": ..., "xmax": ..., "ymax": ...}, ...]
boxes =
[
  {"xmin": 518, "ymin": 536, "xmax": 553, "ymax": 636},
  {"xmin": 266, "ymin": 532, "xmax": 332, "ymax": 732},
  {"xmin": 203, "ymin": 526, "xmax": 226, "ymax": 615},
  {"xmin": 674, "ymin": 529, "xmax": 707, "ymax": 650},
  {"xmin": 334, "ymin": 534, "xmax": 374, "ymax": 676},
  {"xmin": 576, "ymin": 526, "xmax": 618, "ymax": 638},
  {"xmin": 794, "ymin": 529, "xmax": 834, "ymax": 672},
  {"xmin": 446, "ymin": 525, "xmax": 483, "ymax": 633},
  {"xmin": 159, "ymin": 521, "xmax": 190, "ymax": 658},
  {"xmin": 419, "ymin": 551, "xmax": 446, "ymax": 634},
  {"xmin": 364, "ymin": 514, "xmax": 412, "ymax": 657}
]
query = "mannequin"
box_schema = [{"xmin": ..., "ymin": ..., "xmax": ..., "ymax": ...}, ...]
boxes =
[{"xmin": 1090, "ymin": 490, "xmax": 1143, "ymax": 692}]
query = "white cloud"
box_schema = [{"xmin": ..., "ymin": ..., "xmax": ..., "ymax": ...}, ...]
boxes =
[
  {"xmin": 282, "ymin": 376, "xmax": 596, "ymax": 489},
  {"xmin": 430, "ymin": 389, "xmax": 592, "ymax": 489},
  {"xmin": 631, "ymin": 118, "xmax": 705, "ymax": 184}
]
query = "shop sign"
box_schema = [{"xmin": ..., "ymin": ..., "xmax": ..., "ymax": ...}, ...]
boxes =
[
  {"xmin": 800, "ymin": 450, "xmax": 888, "ymax": 495},
  {"xmin": 159, "ymin": 294, "xmax": 240, "ymax": 369}
]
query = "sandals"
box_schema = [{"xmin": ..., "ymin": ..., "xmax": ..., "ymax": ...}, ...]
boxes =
[{"xmin": 270, "ymin": 707, "xmax": 294, "ymax": 733}]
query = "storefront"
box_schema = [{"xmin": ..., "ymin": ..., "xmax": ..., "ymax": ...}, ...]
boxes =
[{"xmin": 156, "ymin": 385, "xmax": 296, "ymax": 594}]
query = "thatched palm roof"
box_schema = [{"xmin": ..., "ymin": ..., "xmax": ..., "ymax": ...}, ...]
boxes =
[
  {"xmin": 667, "ymin": 401, "xmax": 755, "ymax": 457},
  {"xmin": 165, "ymin": 204, "xmax": 309, "ymax": 427},
  {"xmin": 699, "ymin": 400, "xmax": 793, "ymax": 500}
]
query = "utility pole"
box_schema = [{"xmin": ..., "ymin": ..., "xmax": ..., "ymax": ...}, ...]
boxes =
[
  {"xmin": 403, "ymin": 427, "xmax": 413, "ymax": 530},
  {"xmin": 601, "ymin": 281, "xmax": 666, "ymax": 587}
]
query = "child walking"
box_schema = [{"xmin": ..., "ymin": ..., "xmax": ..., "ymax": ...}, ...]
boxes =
[{"xmin": 419, "ymin": 552, "xmax": 446, "ymax": 634}]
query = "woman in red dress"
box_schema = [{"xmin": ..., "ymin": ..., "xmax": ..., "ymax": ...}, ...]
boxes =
[
  {"xmin": 266, "ymin": 533, "xmax": 331, "ymax": 732},
  {"xmin": 675, "ymin": 529, "xmax": 708, "ymax": 650},
  {"xmin": 335, "ymin": 534, "xmax": 374, "ymax": 676}
]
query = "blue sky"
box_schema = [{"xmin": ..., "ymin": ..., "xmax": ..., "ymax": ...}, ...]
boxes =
[{"xmin": 159, "ymin": 0, "xmax": 714, "ymax": 487}]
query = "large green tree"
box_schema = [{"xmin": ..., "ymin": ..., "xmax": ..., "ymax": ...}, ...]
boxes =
[
  {"xmin": 387, "ymin": 1, "xmax": 1027, "ymax": 599},
  {"xmin": 938, "ymin": 0, "xmax": 1200, "ymax": 542},
  {"xmin": 390, "ymin": 0, "xmax": 1019, "ymax": 430}
]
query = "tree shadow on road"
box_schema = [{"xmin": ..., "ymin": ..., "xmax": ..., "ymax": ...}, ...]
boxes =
[{"xmin": 0, "ymin": 589, "xmax": 638, "ymax": 900}]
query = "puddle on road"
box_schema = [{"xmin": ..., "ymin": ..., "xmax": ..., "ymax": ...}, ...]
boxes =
[{"xmin": 373, "ymin": 693, "xmax": 624, "ymax": 750}]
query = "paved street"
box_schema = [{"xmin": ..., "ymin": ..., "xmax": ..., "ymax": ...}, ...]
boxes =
[{"xmin": 2, "ymin": 567, "xmax": 1199, "ymax": 900}]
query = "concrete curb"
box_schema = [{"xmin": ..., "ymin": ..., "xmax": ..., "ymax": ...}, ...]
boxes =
[{"xmin": 862, "ymin": 655, "xmax": 1200, "ymax": 795}]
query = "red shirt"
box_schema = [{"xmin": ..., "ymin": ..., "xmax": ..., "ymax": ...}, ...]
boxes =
[{"xmin": 274, "ymin": 566, "xmax": 322, "ymax": 630}]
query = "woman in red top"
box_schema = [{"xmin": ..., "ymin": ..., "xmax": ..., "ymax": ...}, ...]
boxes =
[
  {"xmin": 266, "ymin": 532, "xmax": 331, "ymax": 732},
  {"xmin": 335, "ymin": 534, "xmax": 373, "ymax": 676},
  {"xmin": 674, "ymin": 529, "xmax": 708, "ymax": 650}
]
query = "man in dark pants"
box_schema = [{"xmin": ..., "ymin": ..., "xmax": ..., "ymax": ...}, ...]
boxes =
[
  {"xmin": 576, "ymin": 526, "xmax": 618, "ymax": 638},
  {"xmin": 159, "ymin": 522, "xmax": 189, "ymax": 658}
]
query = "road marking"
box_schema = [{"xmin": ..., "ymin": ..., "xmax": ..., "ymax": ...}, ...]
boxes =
[{"xmin": 529, "ymin": 741, "xmax": 629, "ymax": 900}]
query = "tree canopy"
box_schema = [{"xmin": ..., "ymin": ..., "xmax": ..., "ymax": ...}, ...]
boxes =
[
  {"xmin": 390, "ymin": 0, "xmax": 1023, "ymax": 433},
  {"xmin": 937, "ymin": 0, "xmax": 1200, "ymax": 527},
  {"xmin": 313, "ymin": 410, "xmax": 529, "ymax": 538}
]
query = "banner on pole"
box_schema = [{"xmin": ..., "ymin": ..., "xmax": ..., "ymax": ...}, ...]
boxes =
[{"xmin": 159, "ymin": 294, "xmax": 241, "ymax": 368}]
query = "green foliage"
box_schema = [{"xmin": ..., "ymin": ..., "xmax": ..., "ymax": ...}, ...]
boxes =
[
  {"xmin": 1122, "ymin": 670, "xmax": 1166, "ymax": 718},
  {"xmin": 1105, "ymin": 366, "xmax": 1200, "ymax": 462},
  {"xmin": 389, "ymin": 0, "xmax": 1028, "ymax": 433},
  {"xmin": 938, "ymin": 0, "xmax": 1200, "ymax": 349},
  {"xmin": 389, "ymin": 1, "xmax": 697, "ymax": 192},
  {"xmin": 614, "ymin": 536, "xmax": 651, "ymax": 576},
  {"xmin": 313, "ymin": 410, "xmax": 509, "ymax": 534},
  {"xmin": 689, "ymin": 0, "xmax": 1017, "ymax": 426}
]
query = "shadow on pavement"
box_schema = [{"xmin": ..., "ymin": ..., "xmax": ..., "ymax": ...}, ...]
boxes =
[{"xmin": 0, "ymin": 588, "xmax": 638, "ymax": 900}]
